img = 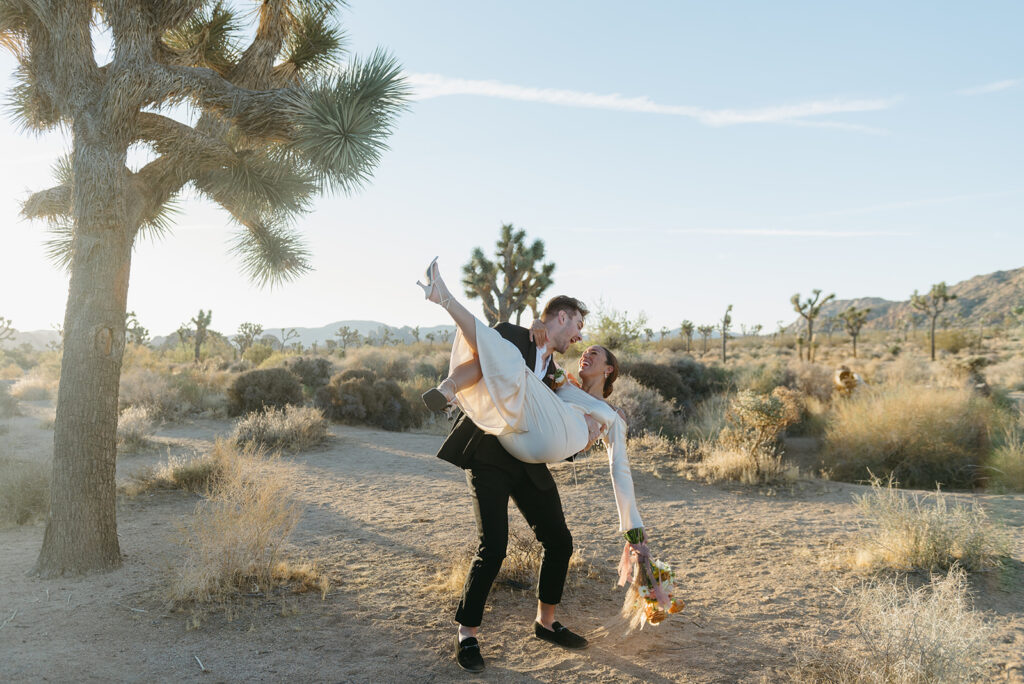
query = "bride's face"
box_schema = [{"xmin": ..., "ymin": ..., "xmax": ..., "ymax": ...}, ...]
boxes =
[{"xmin": 578, "ymin": 346, "xmax": 610, "ymax": 381}]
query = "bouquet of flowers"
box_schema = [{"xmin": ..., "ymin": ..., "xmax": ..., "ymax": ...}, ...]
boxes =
[{"xmin": 618, "ymin": 528, "xmax": 684, "ymax": 630}]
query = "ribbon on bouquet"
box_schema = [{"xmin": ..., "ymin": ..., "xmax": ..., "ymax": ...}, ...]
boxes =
[{"xmin": 617, "ymin": 541, "xmax": 670, "ymax": 607}]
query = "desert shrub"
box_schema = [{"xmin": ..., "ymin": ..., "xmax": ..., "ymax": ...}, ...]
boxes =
[
  {"xmin": 793, "ymin": 567, "xmax": 993, "ymax": 683},
  {"xmin": 119, "ymin": 368, "xmax": 181, "ymax": 418},
  {"xmin": 243, "ymin": 342, "xmax": 275, "ymax": 366},
  {"xmin": 822, "ymin": 386, "xmax": 994, "ymax": 488},
  {"xmin": 988, "ymin": 411, "xmax": 1024, "ymax": 491},
  {"xmin": 0, "ymin": 382, "xmax": 18, "ymax": 417},
  {"xmin": 620, "ymin": 357, "xmax": 730, "ymax": 416},
  {"xmin": 172, "ymin": 366, "xmax": 231, "ymax": 416},
  {"xmin": 117, "ymin": 406, "xmax": 155, "ymax": 452},
  {"xmin": 0, "ymin": 363, "xmax": 23, "ymax": 380},
  {"xmin": 168, "ymin": 441, "xmax": 320, "ymax": 603},
  {"xmin": 0, "ymin": 456, "xmax": 49, "ymax": 525},
  {"xmin": 734, "ymin": 360, "xmax": 793, "ymax": 395},
  {"xmin": 284, "ymin": 356, "xmax": 333, "ymax": 390},
  {"xmin": 338, "ymin": 347, "xmax": 413, "ymax": 382},
  {"xmin": 699, "ymin": 390, "xmax": 800, "ymax": 484},
  {"xmin": 934, "ymin": 329, "xmax": 971, "ymax": 355},
  {"xmin": 232, "ymin": 405, "xmax": 328, "ymax": 452},
  {"xmin": 227, "ymin": 367, "xmax": 304, "ymax": 417},
  {"xmin": 851, "ymin": 476, "xmax": 1009, "ymax": 572},
  {"xmin": 123, "ymin": 440, "xmax": 240, "ymax": 496},
  {"xmin": 613, "ymin": 375, "xmax": 681, "ymax": 437},
  {"xmin": 791, "ymin": 363, "xmax": 834, "ymax": 402},
  {"xmin": 315, "ymin": 369, "xmax": 417, "ymax": 431},
  {"xmin": 985, "ymin": 354, "xmax": 1024, "ymax": 391},
  {"xmin": 10, "ymin": 374, "xmax": 55, "ymax": 401},
  {"xmin": 683, "ymin": 392, "xmax": 731, "ymax": 445}
]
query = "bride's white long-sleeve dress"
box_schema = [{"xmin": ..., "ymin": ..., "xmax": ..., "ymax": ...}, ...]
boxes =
[{"xmin": 449, "ymin": 320, "xmax": 644, "ymax": 533}]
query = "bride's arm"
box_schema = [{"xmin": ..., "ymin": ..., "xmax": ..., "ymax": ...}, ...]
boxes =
[{"xmin": 606, "ymin": 417, "xmax": 644, "ymax": 533}]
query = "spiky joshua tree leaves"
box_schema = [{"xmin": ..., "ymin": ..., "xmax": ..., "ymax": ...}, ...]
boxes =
[
  {"xmin": 911, "ymin": 282, "xmax": 957, "ymax": 361},
  {"xmin": 3, "ymin": 1, "xmax": 408, "ymax": 576},
  {"xmin": 679, "ymin": 320, "xmax": 694, "ymax": 353},
  {"xmin": 462, "ymin": 224, "xmax": 555, "ymax": 325},
  {"xmin": 791, "ymin": 289, "xmax": 835, "ymax": 363}
]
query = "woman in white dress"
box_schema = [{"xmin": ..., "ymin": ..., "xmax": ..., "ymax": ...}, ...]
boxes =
[{"xmin": 417, "ymin": 258, "xmax": 643, "ymax": 534}]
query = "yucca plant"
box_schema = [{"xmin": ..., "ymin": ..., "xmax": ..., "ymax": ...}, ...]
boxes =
[{"xmin": 1, "ymin": 0, "xmax": 408, "ymax": 576}]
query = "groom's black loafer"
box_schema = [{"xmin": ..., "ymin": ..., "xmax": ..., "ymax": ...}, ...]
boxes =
[
  {"xmin": 534, "ymin": 621, "xmax": 589, "ymax": 649},
  {"xmin": 455, "ymin": 636, "xmax": 485, "ymax": 672},
  {"xmin": 422, "ymin": 388, "xmax": 450, "ymax": 413}
]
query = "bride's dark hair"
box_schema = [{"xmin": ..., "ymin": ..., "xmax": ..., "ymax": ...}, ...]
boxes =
[{"xmin": 597, "ymin": 346, "xmax": 619, "ymax": 398}]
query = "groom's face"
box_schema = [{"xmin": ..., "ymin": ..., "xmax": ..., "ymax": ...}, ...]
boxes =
[{"xmin": 550, "ymin": 310, "xmax": 584, "ymax": 353}]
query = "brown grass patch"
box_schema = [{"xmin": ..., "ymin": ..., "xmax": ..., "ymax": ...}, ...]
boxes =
[
  {"xmin": 849, "ymin": 477, "xmax": 1010, "ymax": 573},
  {"xmin": 117, "ymin": 406, "xmax": 156, "ymax": 453},
  {"xmin": 792, "ymin": 567, "xmax": 993, "ymax": 683},
  {"xmin": 168, "ymin": 440, "xmax": 327, "ymax": 603},
  {"xmin": 0, "ymin": 456, "xmax": 49, "ymax": 526},
  {"xmin": 231, "ymin": 405, "xmax": 328, "ymax": 452}
]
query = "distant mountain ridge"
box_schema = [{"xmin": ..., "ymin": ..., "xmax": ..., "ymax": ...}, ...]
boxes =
[
  {"xmin": 2, "ymin": 320, "xmax": 457, "ymax": 351},
  {"xmin": 788, "ymin": 266, "xmax": 1024, "ymax": 332}
]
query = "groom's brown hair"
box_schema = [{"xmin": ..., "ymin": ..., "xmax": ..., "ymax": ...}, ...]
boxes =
[{"xmin": 541, "ymin": 295, "xmax": 589, "ymax": 321}]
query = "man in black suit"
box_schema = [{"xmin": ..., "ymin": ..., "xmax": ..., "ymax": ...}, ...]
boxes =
[{"xmin": 437, "ymin": 295, "xmax": 598, "ymax": 672}]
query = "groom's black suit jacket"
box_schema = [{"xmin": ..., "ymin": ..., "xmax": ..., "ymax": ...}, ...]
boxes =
[{"xmin": 436, "ymin": 321, "xmax": 559, "ymax": 490}]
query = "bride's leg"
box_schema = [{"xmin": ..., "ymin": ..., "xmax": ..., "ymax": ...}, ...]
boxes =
[
  {"xmin": 422, "ymin": 261, "xmax": 480, "ymax": 350},
  {"xmin": 440, "ymin": 357, "xmax": 483, "ymax": 400}
]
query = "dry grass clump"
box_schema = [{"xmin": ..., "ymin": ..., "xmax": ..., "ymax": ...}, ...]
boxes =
[
  {"xmin": 0, "ymin": 456, "xmax": 49, "ymax": 526},
  {"xmin": 698, "ymin": 390, "xmax": 800, "ymax": 485},
  {"xmin": 822, "ymin": 386, "xmax": 994, "ymax": 488},
  {"xmin": 120, "ymin": 366, "xmax": 231, "ymax": 420},
  {"xmin": 0, "ymin": 382, "xmax": 18, "ymax": 417},
  {"xmin": 123, "ymin": 440, "xmax": 241, "ymax": 496},
  {"xmin": 684, "ymin": 392, "xmax": 730, "ymax": 444},
  {"xmin": 10, "ymin": 374, "xmax": 55, "ymax": 401},
  {"xmin": 850, "ymin": 477, "xmax": 1009, "ymax": 572},
  {"xmin": 232, "ymin": 405, "xmax": 328, "ymax": 451},
  {"xmin": 793, "ymin": 567, "xmax": 992, "ymax": 683},
  {"xmin": 988, "ymin": 413, "xmax": 1024, "ymax": 491},
  {"xmin": 985, "ymin": 354, "xmax": 1024, "ymax": 390},
  {"xmin": 0, "ymin": 363, "xmax": 23, "ymax": 380},
  {"xmin": 427, "ymin": 526, "xmax": 596, "ymax": 597},
  {"xmin": 117, "ymin": 405, "xmax": 155, "ymax": 453},
  {"xmin": 169, "ymin": 441, "xmax": 323, "ymax": 603}
]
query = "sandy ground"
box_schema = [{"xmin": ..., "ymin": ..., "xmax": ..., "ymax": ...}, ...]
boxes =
[{"xmin": 1, "ymin": 402, "xmax": 1022, "ymax": 683}]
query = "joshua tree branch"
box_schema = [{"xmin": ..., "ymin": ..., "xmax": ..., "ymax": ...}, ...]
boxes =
[{"xmin": 22, "ymin": 184, "xmax": 72, "ymax": 221}]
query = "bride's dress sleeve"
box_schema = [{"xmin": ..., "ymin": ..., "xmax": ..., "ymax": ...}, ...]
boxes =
[{"xmin": 605, "ymin": 416, "xmax": 644, "ymax": 533}]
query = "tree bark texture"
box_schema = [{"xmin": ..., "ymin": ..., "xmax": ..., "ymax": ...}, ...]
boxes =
[{"xmin": 34, "ymin": 130, "xmax": 134, "ymax": 576}]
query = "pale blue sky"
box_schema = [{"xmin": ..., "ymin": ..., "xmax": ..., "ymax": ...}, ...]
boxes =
[{"xmin": 1, "ymin": 1, "xmax": 1021, "ymax": 336}]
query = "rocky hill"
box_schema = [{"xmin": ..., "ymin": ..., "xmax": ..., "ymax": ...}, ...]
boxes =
[{"xmin": 793, "ymin": 266, "xmax": 1024, "ymax": 332}]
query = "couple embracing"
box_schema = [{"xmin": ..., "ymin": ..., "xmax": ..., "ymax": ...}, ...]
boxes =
[{"xmin": 417, "ymin": 258, "xmax": 644, "ymax": 672}]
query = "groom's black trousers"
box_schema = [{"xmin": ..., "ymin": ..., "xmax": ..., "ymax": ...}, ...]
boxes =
[{"xmin": 454, "ymin": 462, "xmax": 573, "ymax": 628}]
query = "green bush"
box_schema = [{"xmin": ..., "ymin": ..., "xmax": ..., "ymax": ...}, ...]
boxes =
[
  {"xmin": 315, "ymin": 369, "xmax": 417, "ymax": 431},
  {"xmin": 227, "ymin": 368, "xmax": 304, "ymax": 417},
  {"xmin": 619, "ymin": 357, "xmax": 730, "ymax": 416},
  {"xmin": 934, "ymin": 329, "xmax": 971, "ymax": 355},
  {"xmin": 242, "ymin": 343, "xmax": 275, "ymax": 366},
  {"xmin": 284, "ymin": 356, "xmax": 333, "ymax": 389}
]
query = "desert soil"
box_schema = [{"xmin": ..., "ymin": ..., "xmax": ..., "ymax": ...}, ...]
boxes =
[{"xmin": 1, "ymin": 402, "xmax": 1022, "ymax": 683}]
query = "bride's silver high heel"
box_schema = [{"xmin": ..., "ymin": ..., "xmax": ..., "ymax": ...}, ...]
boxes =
[{"xmin": 416, "ymin": 256, "xmax": 452, "ymax": 309}]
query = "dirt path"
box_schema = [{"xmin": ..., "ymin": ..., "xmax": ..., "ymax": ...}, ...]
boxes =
[{"xmin": 1, "ymin": 413, "xmax": 1022, "ymax": 682}]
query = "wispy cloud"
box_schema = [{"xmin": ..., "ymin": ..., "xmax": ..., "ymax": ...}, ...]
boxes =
[
  {"xmin": 956, "ymin": 79, "xmax": 1021, "ymax": 96},
  {"xmin": 407, "ymin": 73, "xmax": 895, "ymax": 131}
]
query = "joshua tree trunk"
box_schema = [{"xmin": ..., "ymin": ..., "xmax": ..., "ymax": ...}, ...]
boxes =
[
  {"xmin": 35, "ymin": 136, "xmax": 133, "ymax": 576},
  {"xmin": 852, "ymin": 335, "xmax": 858, "ymax": 359},
  {"xmin": 807, "ymin": 321, "xmax": 815, "ymax": 363},
  {"xmin": 929, "ymin": 314, "xmax": 938, "ymax": 361}
]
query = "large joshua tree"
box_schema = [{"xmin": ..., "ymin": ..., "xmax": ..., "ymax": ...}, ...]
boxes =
[
  {"xmin": 462, "ymin": 223, "xmax": 556, "ymax": 325},
  {"xmin": 2, "ymin": 1, "xmax": 408, "ymax": 576},
  {"xmin": 791, "ymin": 289, "xmax": 835, "ymax": 363},
  {"xmin": 911, "ymin": 282, "xmax": 957, "ymax": 361}
]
